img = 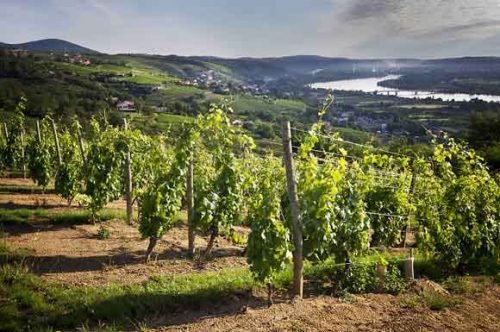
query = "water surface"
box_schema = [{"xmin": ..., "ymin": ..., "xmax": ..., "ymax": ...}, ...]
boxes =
[{"xmin": 310, "ymin": 75, "xmax": 500, "ymax": 103}]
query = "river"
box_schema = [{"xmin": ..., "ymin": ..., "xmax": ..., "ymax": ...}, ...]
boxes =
[{"xmin": 309, "ymin": 75, "xmax": 500, "ymax": 103}]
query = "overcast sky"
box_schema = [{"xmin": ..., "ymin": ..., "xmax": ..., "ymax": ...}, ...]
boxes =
[{"xmin": 1, "ymin": 0, "xmax": 500, "ymax": 58}]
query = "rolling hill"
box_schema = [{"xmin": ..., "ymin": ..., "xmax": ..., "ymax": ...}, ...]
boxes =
[{"xmin": 0, "ymin": 38, "xmax": 99, "ymax": 54}]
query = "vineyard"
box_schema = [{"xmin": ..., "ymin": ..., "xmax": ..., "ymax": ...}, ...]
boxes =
[{"xmin": 0, "ymin": 97, "xmax": 499, "ymax": 330}]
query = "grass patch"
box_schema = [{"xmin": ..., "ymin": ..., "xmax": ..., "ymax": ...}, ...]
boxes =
[
  {"xmin": 399, "ymin": 290, "xmax": 461, "ymax": 311},
  {"xmin": 49, "ymin": 209, "xmax": 126, "ymax": 224},
  {"xmin": 0, "ymin": 208, "xmax": 126, "ymax": 225},
  {"xmin": 0, "ymin": 244, "xmax": 34, "ymax": 266},
  {"xmin": 399, "ymin": 294, "xmax": 422, "ymax": 309},
  {"xmin": 0, "ymin": 208, "xmax": 48, "ymax": 224},
  {"xmin": 231, "ymin": 94, "xmax": 307, "ymax": 120},
  {"xmin": 0, "ymin": 265, "xmax": 256, "ymax": 331},
  {"xmin": 0, "ymin": 185, "xmax": 55, "ymax": 194},
  {"xmin": 127, "ymin": 112, "xmax": 196, "ymax": 133},
  {"xmin": 442, "ymin": 276, "xmax": 492, "ymax": 295},
  {"xmin": 0, "ymin": 249, "xmax": 410, "ymax": 331},
  {"xmin": 2, "ymin": 247, "xmax": 483, "ymax": 330},
  {"xmin": 421, "ymin": 291, "xmax": 460, "ymax": 311}
]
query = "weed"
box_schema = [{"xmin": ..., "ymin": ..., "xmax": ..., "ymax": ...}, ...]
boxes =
[
  {"xmin": 443, "ymin": 276, "xmax": 488, "ymax": 294},
  {"xmin": 0, "ymin": 208, "xmax": 47, "ymax": 225},
  {"xmin": 97, "ymin": 225, "xmax": 110, "ymax": 240},
  {"xmin": 399, "ymin": 294, "xmax": 421, "ymax": 309},
  {"xmin": 338, "ymin": 290, "xmax": 358, "ymax": 304},
  {"xmin": 421, "ymin": 291, "xmax": 460, "ymax": 311},
  {"xmin": 0, "ymin": 208, "xmax": 126, "ymax": 225}
]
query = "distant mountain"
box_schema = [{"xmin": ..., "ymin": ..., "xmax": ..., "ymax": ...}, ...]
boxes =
[{"xmin": 0, "ymin": 38, "xmax": 99, "ymax": 54}]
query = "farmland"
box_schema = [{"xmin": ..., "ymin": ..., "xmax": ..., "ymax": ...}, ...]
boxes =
[
  {"xmin": 0, "ymin": 98, "xmax": 498, "ymax": 331},
  {"xmin": 1, "ymin": 171, "xmax": 499, "ymax": 331},
  {"xmin": 3, "ymin": 0, "xmax": 500, "ymax": 327}
]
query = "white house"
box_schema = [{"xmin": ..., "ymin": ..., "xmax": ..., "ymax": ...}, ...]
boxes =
[{"xmin": 117, "ymin": 100, "xmax": 136, "ymax": 112}]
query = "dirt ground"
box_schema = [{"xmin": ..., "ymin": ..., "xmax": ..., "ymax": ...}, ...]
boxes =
[
  {"xmin": 1, "ymin": 178, "xmax": 247, "ymax": 286},
  {"xmin": 5, "ymin": 219, "xmax": 247, "ymax": 286},
  {"xmin": 1, "ymin": 178, "xmax": 500, "ymax": 331},
  {"xmin": 152, "ymin": 284, "xmax": 500, "ymax": 332}
]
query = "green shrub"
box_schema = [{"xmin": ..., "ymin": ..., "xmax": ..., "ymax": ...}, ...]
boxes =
[
  {"xmin": 422, "ymin": 291, "xmax": 460, "ymax": 311},
  {"xmin": 97, "ymin": 225, "xmax": 110, "ymax": 240}
]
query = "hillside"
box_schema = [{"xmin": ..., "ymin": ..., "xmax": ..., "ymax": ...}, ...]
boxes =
[
  {"xmin": 1, "ymin": 46, "xmax": 500, "ymax": 147},
  {"xmin": 0, "ymin": 49, "xmax": 313, "ymax": 140},
  {"xmin": 0, "ymin": 38, "xmax": 99, "ymax": 54}
]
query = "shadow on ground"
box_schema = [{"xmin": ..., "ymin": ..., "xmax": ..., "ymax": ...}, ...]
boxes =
[
  {"xmin": 16, "ymin": 247, "xmax": 244, "ymax": 274},
  {"xmin": 58, "ymin": 287, "xmax": 275, "ymax": 331}
]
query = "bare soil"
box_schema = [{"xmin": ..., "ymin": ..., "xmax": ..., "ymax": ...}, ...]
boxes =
[
  {"xmin": 5, "ymin": 219, "xmax": 247, "ymax": 286},
  {"xmin": 1, "ymin": 178, "xmax": 247, "ymax": 286},
  {"xmin": 153, "ymin": 285, "xmax": 500, "ymax": 331}
]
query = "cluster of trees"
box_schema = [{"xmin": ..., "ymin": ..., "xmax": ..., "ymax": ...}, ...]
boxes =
[
  {"xmin": 0, "ymin": 50, "xmax": 117, "ymax": 120},
  {"xmin": 0, "ymin": 50, "xmax": 155, "ymax": 122},
  {"xmin": 380, "ymin": 71, "xmax": 500, "ymax": 96},
  {"xmin": 467, "ymin": 110, "xmax": 500, "ymax": 169},
  {"xmin": 1, "ymin": 98, "xmax": 498, "ymax": 301}
]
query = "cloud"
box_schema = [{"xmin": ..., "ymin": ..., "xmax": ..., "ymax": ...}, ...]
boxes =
[
  {"xmin": 0, "ymin": 0, "xmax": 499, "ymax": 57},
  {"xmin": 343, "ymin": 0, "xmax": 401, "ymax": 21},
  {"xmin": 317, "ymin": 0, "xmax": 500, "ymax": 57}
]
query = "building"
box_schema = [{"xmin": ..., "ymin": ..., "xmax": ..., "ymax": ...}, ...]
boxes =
[{"xmin": 117, "ymin": 100, "xmax": 136, "ymax": 112}]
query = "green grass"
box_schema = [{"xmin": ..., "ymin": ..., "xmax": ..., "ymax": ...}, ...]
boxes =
[
  {"xmin": 421, "ymin": 291, "xmax": 461, "ymax": 311},
  {"xmin": 333, "ymin": 127, "xmax": 374, "ymax": 144},
  {"xmin": 0, "ymin": 250, "xmax": 412, "ymax": 331},
  {"xmin": 3, "ymin": 245, "xmax": 495, "ymax": 330},
  {"xmin": 0, "ymin": 208, "xmax": 126, "ymax": 225},
  {"xmin": 0, "ymin": 184, "xmax": 55, "ymax": 194},
  {"xmin": 56, "ymin": 62, "xmax": 178, "ymax": 86},
  {"xmin": 395, "ymin": 104, "xmax": 445, "ymax": 110},
  {"xmin": 56, "ymin": 62, "xmax": 131, "ymax": 76},
  {"xmin": 400, "ymin": 290, "xmax": 461, "ymax": 311},
  {"xmin": 147, "ymin": 84, "xmax": 207, "ymax": 102},
  {"xmin": 442, "ymin": 276, "xmax": 492, "ymax": 295},
  {"xmin": 0, "ymin": 264, "xmax": 257, "ymax": 331},
  {"xmin": 0, "ymin": 208, "xmax": 48, "ymax": 224},
  {"xmin": 156, "ymin": 112, "xmax": 195, "ymax": 124},
  {"xmin": 127, "ymin": 112, "xmax": 195, "ymax": 133},
  {"xmin": 231, "ymin": 95, "xmax": 307, "ymax": 118},
  {"xmin": 49, "ymin": 209, "xmax": 126, "ymax": 224},
  {"xmin": 120, "ymin": 69, "xmax": 177, "ymax": 85}
]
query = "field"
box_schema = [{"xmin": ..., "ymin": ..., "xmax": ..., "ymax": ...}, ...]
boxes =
[
  {"xmin": 0, "ymin": 86, "xmax": 499, "ymax": 331},
  {"xmin": 1, "ymin": 177, "xmax": 499, "ymax": 331},
  {"xmin": 231, "ymin": 95, "xmax": 308, "ymax": 121},
  {"xmin": 56, "ymin": 61, "xmax": 179, "ymax": 86}
]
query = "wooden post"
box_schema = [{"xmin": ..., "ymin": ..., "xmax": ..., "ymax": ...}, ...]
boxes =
[
  {"xmin": 123, "ymin": 118, "xmax": 133, "ymax": 225},
  {"xmin": 50, "ymin": 119, "xmax": 62, "ymax": 166},
  {"xmin": 403, "ymin": 169, "xmax": 417, "ymax": 248},
  {"xmin": 187, "ymin": 158, "xmax": 195, "ymax": 256},
  {"xmin": 282, "ymin": 121, "xmax": 303, "ymax": 299},
  {"xmin": 36, "ymin": 120, "xmax": 42, "ymax": 142},
  {"xmin": 20, "ymin": 129, "xmax": 26, "ymax": 178},
  {"xmin": 76, "ymin": 124, "xmax": 87, "ymax": 168},
  {"xmin": 3, "ymin": 123, "xmax": 8, "ymax": 141},
  {"xmin": 404, "ymin": 249, "xmax": 415, "ymax": 281}
]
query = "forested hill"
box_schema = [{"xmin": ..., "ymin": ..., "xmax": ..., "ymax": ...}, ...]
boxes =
[{"xmin": 0, "ymin": 39, "xmax": 99, "ymax": 54}]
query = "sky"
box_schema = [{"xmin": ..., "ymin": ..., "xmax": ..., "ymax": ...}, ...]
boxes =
[{"xmin": 1, "ymin": 0, "xmax": 500, "ymax": 58}]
